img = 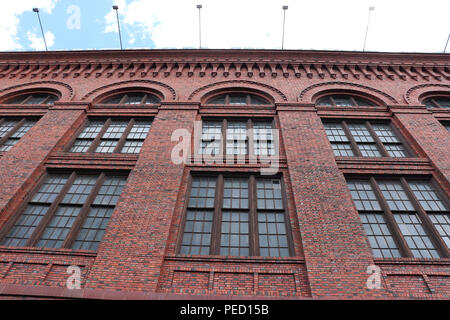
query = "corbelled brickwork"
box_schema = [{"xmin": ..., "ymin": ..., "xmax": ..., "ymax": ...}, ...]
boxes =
[{"xmin": 0, "ymin": 49, "xmax": 448, "ymax": 299}]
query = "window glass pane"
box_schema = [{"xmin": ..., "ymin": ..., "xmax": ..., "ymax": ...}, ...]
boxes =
[
  {"xmin": 200, "ymin": 121, "xmax": 222, "ymax": 156},
  {"xmin": 180, "ymin": 210, "xmax": 213, "ymax": 255},
  {"xmin": 358, "ymin": 143, "xmax": 382, "ymax": 157},
  {"xmin": 92, "ymin": 176, "xmax": 127, "ymax": 206},
  {"xmin": 347, "ymin": 123, "xmax": 375, "ymax": 143},
  {"xmin": 36, "ymin": 206, "xmax": 81, "ymax": 249},
  {"xmin": 354, "ymin": 97, "xmax": 373, "ymax": 106},
  {"xmin": 0, "ymin": 120, "xmax": 18, "ymax": 138},
  {"xmin": 121, "ymin": 140, "xmax": 144, "ymax": 154},
  {"xmin": 317, "ymin": 96, "xmax": 332, "ymax": 106},
  {"xmin": 72, "ymin": 207, "xmax": 114, "ymax": 251},
  {"xmin": 228, "ymin": 94, "xmax": 247, "ymax": 105},
  {"xmin": 1, "ymin": 205, "xmax": 49, "ymax": 247},
  {"xmin": 359, "ymin": 213, "xmax": 401, "ymax": 258},
  {"xmin": 429, "ymin": 214, "xmax": 450, "ymax": 249},
  {"xmin": 346, "ymin": 180, "xmax": 381, "ymax": 211},
  {"xmin": 332, "ymin": 95, "xmax": 355, "ymax": 106},
  {"xmin": 61, "ymin": 175, "xmax": 97, "ymax": 205},
  {"xmin": 250, "ymin": 96, "xmax": 270, "ymax": 105},
  {"xmin": 258, "ymin": 212, "xmax": 289, "ymax": 257},
  {"xmin": 226, "ymin": 121, "xmax": 247, "ymax": 155},
  {"xmin": 208, "ymin": 95, "xmax": 226, "ymax": 104},
  {"xmin": 408, "ymin": 181, "xmax": 448, "ymax": 212},
  {"xmin": 223, "ymin": 178, "xmax": 248, "ymax": 209},
  {"xmin": 371, "ymin": 124, "xmax": 400, "ymax": 143},
  {"xmin": 323, "ymin": 123, "xmax": 349, "ymax": 142},
  {"xmin": 31, "ymin": 175, "xmax": 69, "ymax": 204},
  {"xmin": 124, "ymin": 93, "xmax": 145, "ymax": 104},
  {"xmin": 378, "ymin": 181, "xmax": 415, "ymax": 211},
  {"xmin": 256, "ymin": 179, "xmax": 283, "ymax": 210},
  {"xmin": 10, "ymin": 121, "xmax": 36, "ymax": 138},
  {"xmin": 220, "ymin": 211, "xmax": 249, "ymax": 256},
  {"xmin": 102, "ymin": 120, "xmax": 128, "ymax": 139},
  {"xmin": 384, "ymin": 144, "xmax": 407, "ymax": 158},
  {"xmin": 331, "ymin": 143, "xmax": 354, "ymax": 157},
  {"xmin": 95, "ymin": 140, "xmax": 118, "ymax": 153},
  {"xmin": 394, "ymin": 213, "xmax": 440, "ymax": 258},
  {"xmin": 126, "ymin": 121, "xmax": 151, "ymax": 140},
  {"xmin": 188, "ymin": 177, "xmax": 216, "ymax": 208},
  {"xmin": 26, "ymin": 94, "xmax": 54, "ymax": 104},
  {"xmin": 253, "ymin": 121, "xmax": 274, "ymax": 156},
  {"xmin": 433, "ymin": 97, "xmax": 450, "ymax": 108}
]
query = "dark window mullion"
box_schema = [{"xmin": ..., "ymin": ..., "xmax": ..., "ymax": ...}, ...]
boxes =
[
  {"xmin": 62, "ymin": 173, "xmax": 106, "ymax": 249},
  {"xmin": 329, "ymin": 96, "xmax": 337, "ymax": 107},
  {"xmin": 26, "ymin": 172, "xmax": 77, "ymax": 247},
  {"xmin": 249, "ymin": 175, "xmax": 258, "ymax": 256},
  {"xmin": 41, "ymin": 95, "xmax": 52, "ymax": 104},
  {"xmin": 366, "ymin": 121, "xmax": 389, "ymax": 157},
  {"xmin": 21, "ymin": 95, "xmax": 32, "ymax": 104},
  {"xmin": 119, "ymin": 94, "xmax": 127, "ymax": 104},
  {"xmin": 0, "ymin": 118, "xmax": 26, "ymax": 147},
  {"xmin": 113, "ymin": 119, "xmax": 135, "ymax": 153},
  {"xmin": 350, "ymin": 96, "xmax": 358, "ymax": 107},
  {"xmin": 86, "ymin": 118, "xmax": 111, "ymax": 153},
  {"xmin": 210, "ymin": 174, "xmax": 224, "ymax": 255},
  {"xmin": 369, "ymin": 177, "xmax": 413, "ymax": 258},
  {"xmin": 222, "ymin": 119, "xmax": 227, "ymax": 157},
  {"xmin": 400, "ymin": 178, "xmax": 449, "ymax": 258},
  {"xmin": 388, "ymin": 122, "xmax": 414, "ymax": 157},
  {"xmin": 246, "ymin": 119, "xmax": 252, "ymax": 157},
  {"xmin": 341, "ymin": 121, "xmax": 362, "ymax": 157},
  {"xmin": 225, "ymin": 95, "xmax": 230, "ymax": 105}
]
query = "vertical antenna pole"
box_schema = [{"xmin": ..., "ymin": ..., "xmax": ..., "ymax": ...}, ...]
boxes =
[
  {"xmin": 113, "ymin": 5, "xmax": 123, "ymax": 50},
  {"xmin": 33, "ymin": 8, "xmax": 48, "ymax": 51}
]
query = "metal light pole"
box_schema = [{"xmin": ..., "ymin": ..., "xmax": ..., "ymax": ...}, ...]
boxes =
[
  {"xmin": 197, "ymin": 5, "xmax": 202, "ymax": 49},
  {"xmin": 282, "ymin": 6, "xmax": 288, "ymax": 50},
  {"xmin": 32, "ymin": 8, "xmax": 48, "ymax": 51},
  {"xmin": 363, "ymin": 6, "xmax": 375, "ymax": 52},
  {"xmin": 113, "ymin": 5, "xmax": 123, "ymax": 50}
]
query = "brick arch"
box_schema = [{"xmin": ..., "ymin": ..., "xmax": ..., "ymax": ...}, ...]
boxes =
[
  {"xmin": 404, "ymin": 84, "xmax": 450, "ymax": 105},
  {"xmin": 80, "ymin": 80, "xmax": 176, "ymax": 102},
  {"xmin": 188, "ymin": 80, "xmax": 287, "ymax": 102},
  {"xmin": 299, "ymin": 81, "xmax": 397, "ymax": 105},
  {"xmin": 0, "ymin": 81, "xmax": 74, "ymax": 102}
]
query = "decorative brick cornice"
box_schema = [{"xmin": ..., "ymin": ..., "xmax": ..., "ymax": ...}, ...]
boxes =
[{"xmin": 1, "ymin": 50, "xmax": 447, "ymax": 82}]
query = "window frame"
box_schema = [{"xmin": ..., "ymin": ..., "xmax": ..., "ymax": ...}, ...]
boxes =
[
  {"xmin": 67, "ymin": 117, "xmax": 152, "ymax": 154},
  {"xmin": 316, "ymin": 94, "xmax": 378, "ymax": 107},
  {"xmin": 0, "ymin": 117, "xmax": 39, "ymax": 152},
  {"xmin": 197, "ymin": 118, "xmax": 277, "ymax": 158},
  {"xmin": 0, "ymin": 170, "xmax": 129, "ymax": 251},
  {"xmin": 323, "ymin": 119, "xmax": 414, "ymax": 158},
  {"xmin": 97, "ymin": 92, "xmax": 161, "ymax": 106},
  {"xmin": 347, "ymin": 175, "xmax": 450, "ymax": 259},
  {"xmin": 177, "ymin": 173, "xmax": 295, "ymax": 257},
  {"xmin": 3, "ymin": 93, "xmax": 58, "ymax": 105},
  {"xmin": 422, "ymin": 96, "xmax": 450, "ymax": 109},
  {"xmin": 205, "ymin": 92, "xmax": 272, "ymax": 106}
]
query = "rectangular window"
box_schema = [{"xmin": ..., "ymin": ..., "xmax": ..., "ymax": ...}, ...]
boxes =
[
  {"xmin": 199, "ymin": 119, "xmax": 275, "ymax": 157},
  {"xmin": 69, "ymin": 118, "xmax": 152, "ymax": 154},
  {"xmin": 323, "ymin": 120, "xmax": 410, "ymax": 158},
  {"xmin": 0, "ymin": 118, "xmax": 38, "ymax": 152},
  {"xmin": 179, "ymin": 174, "xmax": 292, "ymax": 257},
  {"xmin": 0, "ymin": 171, "xmax": 128, "ymax": 251},
  {"xmin": 347, "ymin": 177, "xmax": 449, "ymax": 259}
]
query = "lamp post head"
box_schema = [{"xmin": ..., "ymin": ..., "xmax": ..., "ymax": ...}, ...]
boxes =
[
  {"xmin": 33, "ymin": 8, "xmax": 39, "ymax": 13},
  {"xmin": 112, "ymin": 5, "xmax": 119, "ymax": 10},
  {"xmin": 197, "ymin": 4, "xmax": 202, "ymax": 9},
  {"xmin": 282, "ymin": 5, "xmax": 288, "ymax": 10},
  {"xmin": 369, "ymin": 6, "xmax": 375, "ymax": 11}
]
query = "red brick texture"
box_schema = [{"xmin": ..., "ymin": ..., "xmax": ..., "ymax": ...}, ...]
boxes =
[{"xmin": 0, "ymin": 49, "xmax": 448, "ymax": 299}]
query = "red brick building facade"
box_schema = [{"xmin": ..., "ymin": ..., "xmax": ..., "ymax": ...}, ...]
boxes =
[{"xmin": 0, "ymin": 49, "xmax": 448, "ymax": 299}]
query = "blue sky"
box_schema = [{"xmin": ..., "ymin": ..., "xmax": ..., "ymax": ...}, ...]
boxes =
[{"xmin": 2, "ymin": 0, "xmax": 449, "ymax": 52}]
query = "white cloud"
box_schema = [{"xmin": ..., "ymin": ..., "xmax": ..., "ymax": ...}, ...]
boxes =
[
  {"xmin": 27, "ymin": 30, "xmax": 55, "ymax": 50},
  {"xmin": 104, "ymin": 0, "xmax": 450, "ymax": 52},
  {"xmin": 0, "ymin": 1, "xmax": 58, "ymax": 51}
]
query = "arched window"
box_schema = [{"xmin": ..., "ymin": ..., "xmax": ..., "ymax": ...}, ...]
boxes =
[
  {"xmin": 316, "ymin": 94, "xmax": 375, "ymax": 107},
  {"xmin": 422, "ymin": 96, "xmax": 450, "ymax": 109},
  {"xmin": 4, "ymin": 93, "xmax": 58, "ymax": 105},
  {"xmin": 102, "ymin": 92, "xmax": 160, "ymax": 105},
  {"xmin": 207, "ymin": 93, "xmax": 270, "ymax": 105}
]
